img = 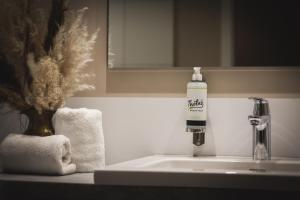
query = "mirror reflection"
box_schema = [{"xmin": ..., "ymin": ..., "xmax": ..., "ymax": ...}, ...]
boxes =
[{"xmin": 108, "ymin": 0, "xmax": 300, "ymax": 69}]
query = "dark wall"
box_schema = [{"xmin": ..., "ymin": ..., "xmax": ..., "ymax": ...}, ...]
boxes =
[{"xmin": 234, "ymin": 0, "xmax": 300, "ymax": 66}]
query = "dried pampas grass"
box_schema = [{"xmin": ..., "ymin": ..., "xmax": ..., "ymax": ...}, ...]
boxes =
[
  {"xmin": 26, "ymin": 54, "xmax": 63, "ymax": 113},
  {"xmin": 0, "ymin": 0, "xmax": 98, "ymax": 113},
  {"xmin": 52, "ymin": 7, "xmax": 98, "ymax": 98}
]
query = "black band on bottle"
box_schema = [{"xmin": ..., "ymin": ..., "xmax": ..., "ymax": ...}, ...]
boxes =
[{"xmin": 186, "ymin": 120, "xmax": 206, "ymax": 126}]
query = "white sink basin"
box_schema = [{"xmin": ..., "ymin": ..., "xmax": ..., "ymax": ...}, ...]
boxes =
[
  {"xmin": 94, "ymin": 155, "xmax": 300, "ymax": 190},
  {"xmin": 139, "ymin": 156, "xmax": 300, "ymax": 173}
]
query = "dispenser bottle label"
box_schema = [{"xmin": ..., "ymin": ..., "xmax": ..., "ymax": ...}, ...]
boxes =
[{"xmin": 187, "ymin": 88, "xmax": 207, "ymax": 121}]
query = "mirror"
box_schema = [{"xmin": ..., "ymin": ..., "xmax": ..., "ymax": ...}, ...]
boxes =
[{"xmin": 108, "ymin": 0, "xmax": 300, "ymax": 69}]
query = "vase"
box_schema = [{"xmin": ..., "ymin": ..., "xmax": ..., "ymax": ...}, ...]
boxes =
[{"xmin": 22, "ymin": 108, "xmax": 55, "ymax": 136}]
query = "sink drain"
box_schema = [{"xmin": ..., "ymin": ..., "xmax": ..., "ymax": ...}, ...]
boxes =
[
  {"xmin": 193, "ymin": 168, "xmax": 205, "ymax": 172},
  {"xmin": 249, "ymin": 168, "xmax": 267, "ymax": 172}
]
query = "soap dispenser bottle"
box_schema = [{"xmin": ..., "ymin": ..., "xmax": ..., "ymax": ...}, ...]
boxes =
[{"xmin": 186, "ymin": 67, "xmax": 207, "ymax": 149}]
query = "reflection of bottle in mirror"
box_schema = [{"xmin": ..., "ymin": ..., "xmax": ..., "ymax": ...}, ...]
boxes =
[{"xmin": 186, "ymin": 67, "xmax": 207, "ymax": 135}]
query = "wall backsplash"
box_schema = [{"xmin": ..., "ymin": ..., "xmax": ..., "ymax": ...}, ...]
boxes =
[{"xmin": 0, "ymin": 97, "xmax": 300, "ymax": 165}]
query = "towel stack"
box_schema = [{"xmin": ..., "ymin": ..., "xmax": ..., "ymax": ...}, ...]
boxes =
[
  {"xmin": 0, "ymin": 107, "xmax": 105, "ymax": 175},
  {"xmin": 0, "ymin": 134, "xmax": 76, "ymax": 175},
  {"xmin": 53, "ymin": 108, "xmax": 105, "ymax": 172}
]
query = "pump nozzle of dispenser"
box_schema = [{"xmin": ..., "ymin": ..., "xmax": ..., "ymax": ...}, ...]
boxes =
[{"xmin": 192, "ymin": 67, "xmax": 202, "ymax": 81}]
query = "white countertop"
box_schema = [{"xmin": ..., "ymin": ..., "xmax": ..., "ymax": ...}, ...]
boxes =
[{"xmin": 2, "ymin": 155, "xmax": 300, "ymax": 190}]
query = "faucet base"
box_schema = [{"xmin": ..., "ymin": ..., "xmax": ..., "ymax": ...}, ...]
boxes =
[
  {"xmin": 193, "ymin": 132, "xmax": 205, "ymax": 146},
  {"xmin": 193, "ymin": 145, "xmax": 203, "ymax": 157},
  {"xmin": 254, "ymin": 143, "xmax": 269, "ymax": 160},
  {"xmin": 192, "ymin": 132, "xmax": 205, "ymax": 157}
]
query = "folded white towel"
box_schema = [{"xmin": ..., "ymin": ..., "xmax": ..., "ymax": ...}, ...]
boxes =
[
  {"xmin": 53, "ymin": 107, "xmax": 105, "ymax": 172},
  {"xmin": 0, "ymin": 134, "xmax": 76, "ymax": 175}
]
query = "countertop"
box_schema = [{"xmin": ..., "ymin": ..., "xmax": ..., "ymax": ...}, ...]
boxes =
[
  {"xmin": 0, "ymin": 172, "xmax": 299, "ymax": 200},
  {"xmin": 0, "ymin": 172, "xmax": 94, "ymax": 184}
]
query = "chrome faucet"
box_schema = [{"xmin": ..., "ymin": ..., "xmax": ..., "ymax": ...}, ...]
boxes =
[{"xmin": 248, "ymin": 97, "xmax": 271, "ymax": 160}]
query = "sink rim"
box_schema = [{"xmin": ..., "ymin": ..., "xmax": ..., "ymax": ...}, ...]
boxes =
[
  {"xmin": 104, "ymin": 155, "xmax": 300, "ymax": 176},
  {"xmin": 95, "ymin": 155, "xmax": 300, "ymax": 190}
]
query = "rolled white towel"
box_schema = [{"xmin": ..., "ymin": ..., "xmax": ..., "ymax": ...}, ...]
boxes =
[
  {"xmin": 0, "ymin": 133, "xmax": 76, "ymax": 175},
  {"xmin": 53, "ymin": 107, "xmax": 105, "ymax": 172}
]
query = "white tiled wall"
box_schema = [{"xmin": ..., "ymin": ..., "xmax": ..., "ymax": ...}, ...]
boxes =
[{"xmin": 1, "ymin": 97, "xmax": 300, "ymax": 165}]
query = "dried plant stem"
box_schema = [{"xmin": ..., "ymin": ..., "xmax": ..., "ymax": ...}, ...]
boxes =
[
  {"xmin": 0, "ymin": 87, "xmax": 29, "ymax": 110},
  {"xmin": 44, "ymin": 0, "xmax": 69, "ymax": 53}
]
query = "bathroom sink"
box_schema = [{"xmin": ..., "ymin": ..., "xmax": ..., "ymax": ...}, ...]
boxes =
[{"xmin": 94, "ymin": 155, "xmax": 300, "ymax": 190}]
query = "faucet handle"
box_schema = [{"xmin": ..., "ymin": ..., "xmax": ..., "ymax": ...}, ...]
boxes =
[
  {"xmin": 248, "ymin": 97, "xmax": 268, "ymax": 103},
  {"xmin": 248, "ymin": 97, "xmax": 270, "ymax": 116}
]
